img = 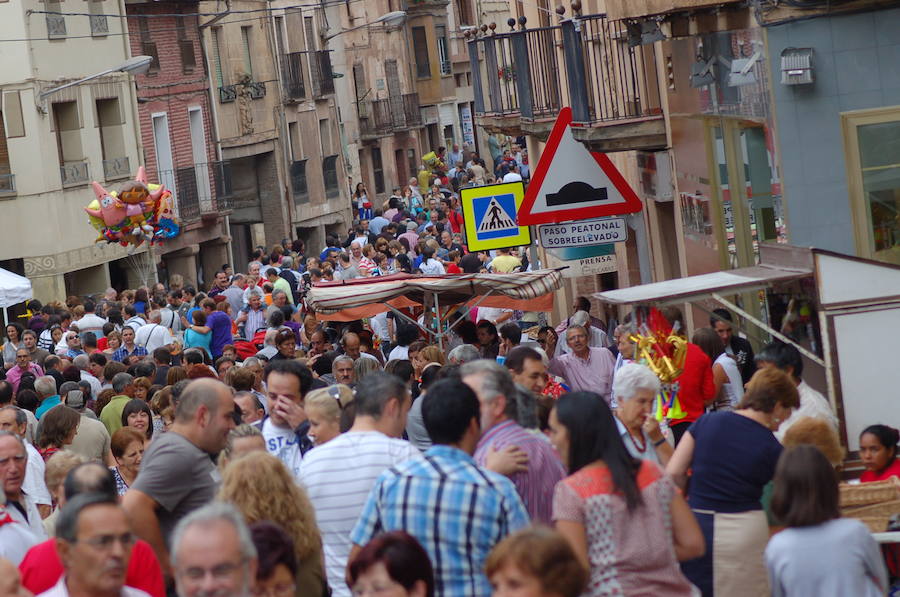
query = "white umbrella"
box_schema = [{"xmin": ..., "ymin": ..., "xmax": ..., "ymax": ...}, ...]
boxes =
[{"xmin": 0, "ymin": 268, "xmax": 32, "ymax": 329}]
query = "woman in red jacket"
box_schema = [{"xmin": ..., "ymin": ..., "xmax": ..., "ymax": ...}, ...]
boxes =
[{"xmin": 659, "ymin": 307, "xmax": 716, "ymax": 446}]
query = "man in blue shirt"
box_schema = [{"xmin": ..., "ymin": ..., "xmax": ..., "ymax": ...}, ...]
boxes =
[
  {"xmin": 34, "ymin": 375, "xmax": 62, "ymax": 419},
  {"xmin": 350, "ymin": 379, "xmax": 529, "ymax": 597}
]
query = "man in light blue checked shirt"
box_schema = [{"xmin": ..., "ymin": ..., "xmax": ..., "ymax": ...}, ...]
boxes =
[{"xmin": 350, "ymin": 378, "xmax": 529, "ymax": 597}]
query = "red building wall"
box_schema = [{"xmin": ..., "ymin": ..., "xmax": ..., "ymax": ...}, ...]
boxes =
[{"xmin": 126, "ymin": 3, "xmax": 217, "ymax": 178}]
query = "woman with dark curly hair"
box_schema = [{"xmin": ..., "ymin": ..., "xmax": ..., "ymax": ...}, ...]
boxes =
[{"xmin": 37, "ymin": 405, "xmax": 81, "ymax": 461}]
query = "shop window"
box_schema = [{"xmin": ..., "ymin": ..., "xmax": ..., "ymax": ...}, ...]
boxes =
[{"xmin": 843, "ymin": 109, "xmax": 900, "ymax": 266}]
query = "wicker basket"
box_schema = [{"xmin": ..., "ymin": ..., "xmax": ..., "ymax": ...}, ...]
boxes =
[
  {"xmin": 839, "ymin": 477, "xmax": 900, "ymax": 508},
  {"xmin": 842, "ymin": 499, "xmax": 900, "ymax": 533}
]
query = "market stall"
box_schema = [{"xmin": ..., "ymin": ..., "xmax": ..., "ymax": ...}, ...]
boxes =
[
  {"xmin": 306, "ymin": 269, "xmax": 564, "ymax": 350},
  {"xmin": 593, "ymin": 243, "xmax": 900, "ymax": 453}
]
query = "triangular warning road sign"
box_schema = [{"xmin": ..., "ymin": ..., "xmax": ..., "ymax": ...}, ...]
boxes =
[
  {"xmin": 518, "ymin": 107, "xmax": 643, "ymax": 226},
  {"xmin": 478, "ymin": 197, "xmax": 517, "ymax": 232}
]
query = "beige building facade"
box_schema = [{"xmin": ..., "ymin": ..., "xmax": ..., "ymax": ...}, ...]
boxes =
[{"xmin": 0, "ymin": 0, "xmax": 147, "ymax": 302}]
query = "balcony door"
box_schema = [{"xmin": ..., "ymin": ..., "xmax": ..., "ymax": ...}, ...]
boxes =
[
  {"xmin": 386, "ymin": 60, "xmax": 405, "ymax": 128},
  {"xmin": 189, "ymin": 107, "xmax": 212, "ymax": 210},
  {"xmin": 151, "ymin": 113, "xmax": 176, "ymax": 200}
]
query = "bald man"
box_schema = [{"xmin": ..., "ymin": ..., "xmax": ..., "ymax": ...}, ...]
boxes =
[{"xmin": 122, "ymin": 379, "xmax": 235, "ymax": 582}]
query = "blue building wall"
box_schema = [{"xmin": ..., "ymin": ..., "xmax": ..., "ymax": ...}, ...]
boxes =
[{"xmin": 766, "ymin": 9, "xmax": 900, "ymax": 255}]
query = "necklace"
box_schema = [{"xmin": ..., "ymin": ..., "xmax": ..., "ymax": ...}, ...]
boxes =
[{"xmin": 627, "ymin": 429, "xmax": 647, "ymax": 453}]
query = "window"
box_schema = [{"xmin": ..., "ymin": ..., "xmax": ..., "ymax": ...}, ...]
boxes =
[
  {"xmin": 96, "ymin": 98, "xmax": 129, "ymax": 180},
  {"xmin": 372, "ymin": 147, "xmax": 385, "ymax": 194},
  {"xmin": 138, "ymin": 19, "xmax": 159, "ymax": 73},
  {"xmin": 3, "ymin": 91, "xmax": 25, "ymax": 138},
  {"xmin": 322, "ymin": 155, "xmax": 339, "ymax": 199},
  {"xmin": 89, "ymin": 1, "xmax": 108, "ymax": 36},
  {"xmin": 0, "ymin": 98, "xmax": 15, "ymax": 194},
  {"xmin": 455, "ymin": 0, "xmax": 474, "ymax": 26},
  {"xmin": 436, "ymin": 26, "xmax": 451, "ymax": 76},
  {"xmin": 211, "ymin": 27, "xmax": 225, "ymax": 87},
  {"xmin": 240, "ymin": 26, "xmax": 253, "ymax": 78},
  {"xmin": 45, "ymin": 0, "xmax": 66, "ymax": 38},
  {"xmin": 843, "ymin": 108, "xmax": 900, "ymax": 266},
  {"xmin": 291, "ymin": 160, "xmax": 308, "ymax": 203},
  {"xmin": 176, "ymin": 17, "xmax": 196, "ymax": 73},
  {"xmin": 407, "ymin": 149, "xmax": 417, "ymax": 180},
  {"xmin": 319, "ymin": 118, "xmax": 331, "ymax": 156},
  {"xmin": 412, "ymin": 27, "xmax": 430, "ymax": 79},
  {"xmin": 53, "ymin": 101, "xmax": 88, "ymax": 185},
  {"xmin": 288, "ymin": 121, "xmax": 301, "ymax": 160}
]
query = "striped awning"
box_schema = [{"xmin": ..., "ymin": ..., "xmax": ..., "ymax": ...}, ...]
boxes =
[{"xmin": 307, "ymin": 269, "xmax": 563, "ymax": 319}]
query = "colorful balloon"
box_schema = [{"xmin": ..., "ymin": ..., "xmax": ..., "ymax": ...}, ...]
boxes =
[{"xmin": 84, "ymin": 166, "xmax": 182, "ymax": 248}]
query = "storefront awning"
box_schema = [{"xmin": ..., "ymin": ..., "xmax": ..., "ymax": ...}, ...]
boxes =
[
  {"xmin": 307, "ymin": 269, "xmax": 564, "ymax": 320},
  {"xmin": 593, "ymin": 264, "xmax": 812, "ymax": 305}
]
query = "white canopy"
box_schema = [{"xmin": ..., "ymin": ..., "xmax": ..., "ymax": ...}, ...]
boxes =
[{"xmin": 0, "ymin": 267, "xmax": 32, "ymax": 308}]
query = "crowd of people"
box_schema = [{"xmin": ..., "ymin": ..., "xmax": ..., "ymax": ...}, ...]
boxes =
[{"xmin": 0, "ymin": 241, "xmax": 897, "ymax": 597}]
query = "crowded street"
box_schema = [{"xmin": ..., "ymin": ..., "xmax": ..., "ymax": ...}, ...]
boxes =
[{"xmin": 2, "ymin": 0, "xmax": 900, "ymax": 596}]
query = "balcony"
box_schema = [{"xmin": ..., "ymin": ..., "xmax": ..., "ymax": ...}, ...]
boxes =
[
  {"xmin": 469, "ymin": 14, "xmax": 666, "ymax": 152},
  {"xmin": 282, "ymin": 52, "xmax": 307, "ymax": 101},
  {"xmin": 359, "ymin": 93, "xmax": 423, "ymax": 140},
  {"xmin": 0, "ymin": 173, "xmax": 15, "ymax": 196},
  {"xmin": 310, "ymin": 50, "xmax": 335, "ymax": 99},
  {"xmin": 605, "ymin": 0, "xmax": 743, "ymax": 20},
  {"xmin": 60, "ymin": 160, "xmax": 90, "ymax": 187},
  {"xmin": 155, "ymin": 161, "xmax": 233, "ymax": 222},
  {"xmin": 102, "ymin": 156, "xmax": 131, "ymax": 181}
]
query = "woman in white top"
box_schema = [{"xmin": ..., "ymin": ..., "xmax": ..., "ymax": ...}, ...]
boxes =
[
  {"xmin": 765, "ymin": 445, "xmax": 888, "ymax": 597},
  {"xmin": 418, "ymin": 246, "xmax": 445, "ymax": 276},
  {"xmin": 692, "ymin": 327, "xmax": 744, "ymax": 411}
]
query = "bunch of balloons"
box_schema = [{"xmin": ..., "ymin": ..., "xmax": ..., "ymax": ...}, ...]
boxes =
[
  {"xmin": 84, "ymin": 166, "xmax": 180, "ymax": 248},
  {"xmin": 629, "ymin": 308, "xmax": 689, "ymax": 421}
]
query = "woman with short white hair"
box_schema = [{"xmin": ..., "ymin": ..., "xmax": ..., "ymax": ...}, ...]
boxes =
[{"xmin": 612, "ymin": 363, "xmax": 673, "ymax": 465}]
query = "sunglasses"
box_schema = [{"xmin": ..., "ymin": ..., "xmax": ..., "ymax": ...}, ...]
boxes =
[{"xmin": 328, "ymin": 385, "xmax": 344, "ymax": 410}]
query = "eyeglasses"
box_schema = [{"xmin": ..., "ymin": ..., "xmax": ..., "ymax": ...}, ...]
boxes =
[
  {"xmin": 179, "ymin": 561, "xmax": 243, "ymax": 581},
  {"xmin": 76, "ymin": 532, "xmax": 135, "ymax": 551}
]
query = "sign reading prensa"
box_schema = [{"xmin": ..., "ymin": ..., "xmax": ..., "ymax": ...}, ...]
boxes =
[
  {"xmin": 460, "ymin": 182, "xmax": 531, "ymax": 251},
  {"xmin": 538, "ymin": 217, "xmax": 628, "ymax": 249},
  {"xmin": 518, "ymin": 107, "xmax": 643, "ymax": 226}
]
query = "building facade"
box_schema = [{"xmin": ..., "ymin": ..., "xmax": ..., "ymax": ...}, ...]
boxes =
[
  {"xmin": 269, "ymin": 1, "xmax": 353, "ymax": 252},
  {"xmin": 0, "ymin": 0, "xmax": 145, "ymax": 301},
  {"xmin": 126, "ymin": 0, "xmax": 231, "ymax": 289}
]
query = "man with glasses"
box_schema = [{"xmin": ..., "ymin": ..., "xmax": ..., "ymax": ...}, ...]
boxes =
[
  {"xmin": 7, "ymin": 348, "xmax": 44, "ymax": 395},
  {"xmin": 0, "ymin": 431, "xmax": 45, "ymax": 563},
  {"xmin": 19, "ymin": 463, "xmax": 164, "ymax": 596},
  {"xmin": 36, "ymin": 493, "xmax": 150, "ymax": 597},
  {"xmin": 171, "ymin": 502, "xmax": 257, "ymax": 597}
]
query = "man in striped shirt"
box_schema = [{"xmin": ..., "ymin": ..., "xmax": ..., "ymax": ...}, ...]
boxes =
[
  {"xmin": 462, "ymin": 358, "xmax": 566, "ymax": 524},
  {"xmin": 350, "ymin": 378, "xmax": 529, "ymax": 597},
  {"xmin": 298, "ymin": 372, "xmax": 419, "ymax": 597}
]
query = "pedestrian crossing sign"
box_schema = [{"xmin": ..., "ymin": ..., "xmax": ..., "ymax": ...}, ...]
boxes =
[{"xmin": 461, "ymin": 182, "xmax": 532, "ymax": 251}]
